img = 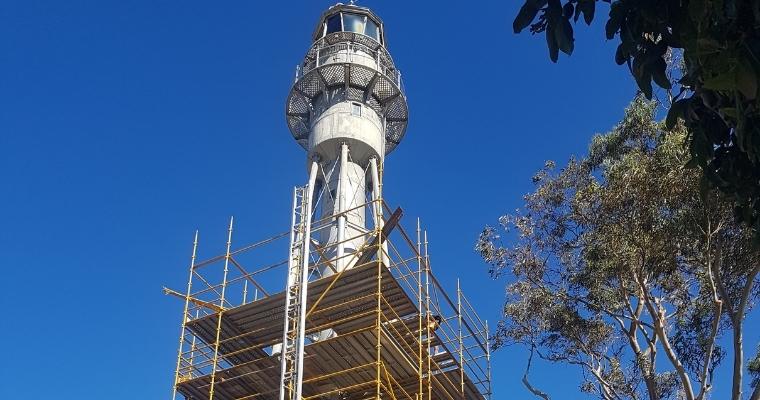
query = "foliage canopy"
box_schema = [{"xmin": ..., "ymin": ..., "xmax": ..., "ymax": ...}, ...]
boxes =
[
  {"xmin": 512, "ymin": 0, "xmax": 760, "ymax": 242},
  {"xmin": 477, "ymin": 97, "xmax": 760, "ymax": 400}
]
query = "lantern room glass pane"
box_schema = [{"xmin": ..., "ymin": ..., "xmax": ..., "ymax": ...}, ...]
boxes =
[
  {"xmin": 326, "ymin": 14, "xmax": 341, "ymax": 34},
  {"xmin": 365, "ymin": 19, "xmax": 380, "ymax": 41},
  {"xmin": 343, "ymin": 13, "xmax": 365, "ymax": 34}
]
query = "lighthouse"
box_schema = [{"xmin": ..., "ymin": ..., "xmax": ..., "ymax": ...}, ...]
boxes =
[
  {"xmin": 280, "ymin": 4, "xmax": 409, "ymax": 398},
  {"xmin": 168, "ymin": 4, "xmax": 491, "ymax": 400},
  {"xmin": 285, "ymin": 2, "xmax": 408, "ymax": 273}
]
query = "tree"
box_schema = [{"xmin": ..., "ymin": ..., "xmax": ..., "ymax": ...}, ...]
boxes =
[
  {"xmin": 511, "ymin": 0, "xmax": 760, "ymax": 243},
  {"xmin": 477, "ymin": 97, "xmax": 760, "ymax": 400}
]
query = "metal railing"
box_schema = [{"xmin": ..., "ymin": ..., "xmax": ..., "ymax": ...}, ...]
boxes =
[{"xmin": 295, "ymin": 40, "xmax": 403, "ymax": 90}]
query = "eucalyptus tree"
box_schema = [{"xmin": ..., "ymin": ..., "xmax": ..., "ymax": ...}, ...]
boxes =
[{"xmin": 477, "ymin": 97, "xmax": 760, "ymax": 400}]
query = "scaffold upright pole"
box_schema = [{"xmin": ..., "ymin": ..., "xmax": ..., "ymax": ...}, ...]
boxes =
[
  {"xmin": 376, "ymin": 213, "xmax": 383, "ymax": 399},
  {"xmin": 208, "ymin": 217, "xmax": 234, "ymax": 400},
  {"xmin": 417, "ymin": 218, "xmax": 423, "ymax": 400},
  {"xmin": 172, "ymin": 230, "xmax": 198, "ymax": 400},
  {"xmin": 486, "ymin": 320, "xmax": 492, "ymax": 399},
  {"xmin": 424, "ymin": 230, "xmax": 432, "ymax": 400},
  {"xmin": 458, "ymin": 279, "xmax": 465, "ymax": 398}
]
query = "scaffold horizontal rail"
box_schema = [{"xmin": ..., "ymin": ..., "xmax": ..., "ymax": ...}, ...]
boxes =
[{"xmin": 169, "ymin": 198, "xmax": 492, "ymax": 400}]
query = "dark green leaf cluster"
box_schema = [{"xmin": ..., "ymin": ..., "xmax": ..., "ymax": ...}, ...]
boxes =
[{"xmin": 513, "ymin": 0, "xmax": 760, "ymax": 243}]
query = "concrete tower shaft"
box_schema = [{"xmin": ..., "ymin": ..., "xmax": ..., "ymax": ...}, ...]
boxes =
[{"xmin": 285, "ymin": 3, "xmax": 409, "ymax": 271}]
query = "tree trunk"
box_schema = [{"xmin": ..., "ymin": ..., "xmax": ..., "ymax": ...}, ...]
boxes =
[
  {"xmin": 731, "ymin": 264, "xmax": 760, "ymax": 400},
  {"xmin": 635, "ymin": 272, "xmax": 695, "ymax": 400},
  {"xmin": 623, "ymin": 307, "xmax": 658, "ymax": 400},
  {"xmin": 731, "ymin": 322, "xmax": 743, "ymax": 400}
]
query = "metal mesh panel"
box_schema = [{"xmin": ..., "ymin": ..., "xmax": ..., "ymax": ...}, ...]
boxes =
[
  {"xmin": 385, "ymin": 121, "xmax": 406, "ymax": 152},
  {"xmin": 366, "ymin": 95, "xmax": 381, "ymax": 113},
  {"xmin": 320, "ymin": 64, "xmax": 345, "ymax": 86},
  {"xmin": 287, "ymin": 115, "xmax": 310, "ymax": 143},
  {"xmin": 378, "ymin": 51, "xmax": 394, "ymax": 69},
  {"xmin": 287, "ymin": 32, "xmax": 409, "ymax": 151},
  {"xmin": 373, "ymin": 77, "xmax": 397, "ymax": 102},
  {"xmin": 354, "ymin": 34, "xmax": 380, "ymax": 50},
  {"xmin": 325, "ymin": 32, "xmax": 352, "ymax": 45},
  {"xmin": 305, "ymin": 44, "xmax": 319, "ymax": 60},
  {"xmin": 287, "ymin": 93, "xmax": 310, "ymax": 115},
  {"xmin": 386, "ymin": 122, "xmax": 405, "ymax": 143},
  {"xmin": 384, "ymin": 96, "xmax": 407, "ymax": 120},
  {"xmin": 308, "ymin": 34, "xmax": 395, "ymax": 68},
  {"xmin": 296, "ymin": 73, "xmax": 324, "ymax": 98},
  {"xmin": 350, "ymin": 65, "xmax": 375, "ymax": 88},
  {"xmin": 346, "ymin": 87, "xmax": 364, "ymax": 102}
]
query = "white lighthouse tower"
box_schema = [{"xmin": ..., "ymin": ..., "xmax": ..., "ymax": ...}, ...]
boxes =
[
  {"xmin": 280, "ymin": 3, "xmax": 408, "ymax": 399},
  {"xmin": 285, "ymin": 2, "xmax": 408, "ymax": 270}
]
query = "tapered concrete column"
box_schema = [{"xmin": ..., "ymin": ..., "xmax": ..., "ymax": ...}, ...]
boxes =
[
  {"xmin": 336, "ymin": 143, "xmax": 348, "ymax": 271},
  {"xmin": 369, "ymin": 157, "xmax": 389, "ymax": 266}
]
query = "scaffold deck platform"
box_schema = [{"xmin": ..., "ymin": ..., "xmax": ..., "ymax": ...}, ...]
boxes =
[{"xmin": 167, "ymin": 199, "xmax": 492, "ymax": 400}]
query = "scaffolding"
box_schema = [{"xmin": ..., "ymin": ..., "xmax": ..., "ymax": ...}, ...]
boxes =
[{"xmin": 166, "ymin": 193, "xmax": 492, "ymax": 400}]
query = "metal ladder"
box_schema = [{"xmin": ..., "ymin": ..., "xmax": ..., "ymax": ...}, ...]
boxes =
[{"xmin": 279, "ymin": 185, "xmax": 311, "ymax": 400}]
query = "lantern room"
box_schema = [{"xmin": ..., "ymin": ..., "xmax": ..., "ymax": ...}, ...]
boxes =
[{"xmin": 311, "ymin": 4, "xmax": 384, "ymax": 44}]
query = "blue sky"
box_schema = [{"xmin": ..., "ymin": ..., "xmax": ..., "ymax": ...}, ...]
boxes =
[{"xmin": 1, "ymin": 1, "xmax": 756, "ymax": 399}]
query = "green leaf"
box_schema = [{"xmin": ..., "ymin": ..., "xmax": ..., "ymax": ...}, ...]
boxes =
[
  {"xmin": 703, "ymin": 69, "xmax": 738, "ymax": 91},
  {"xmin": 685, "ymin": 156, "xmax": 701, "ymax": 169},
  {"xmin": 606, "ymin": 2, "xmax": 623, "ymax": 39},
  {"xmin": 734, "ymin": 111, "xmax": 753, "ymax": 154},
  {"xmin": 555, "ymin": 18, "xmax": 575, "ymax": 55},
  {"xmin": 696, "ymin": 38, "xmax": 723, "ymax": 56},
  {"xmin": 719, "ymin": 107, "xmax": 738, "ymax": 119},
  {"xmin": 651, "ymin": 57, "xmax": 672, "ymax": 89},
  {"xmin": 749, "ymin": 123, "xmax": 760, "ymax": 162},
  {"xmin": 615, "ymin": 44, "xmax": 627, "ymax": 65},
  {"xmin": 580, "ymin": 0, "xmax": 595, "ymax": 25},
  {"xmin": 547, "ymin": 0, "xmax": 563, "ymax": 21},
  {"xmin": 689, "ymin": 0, "xmax": 707, "ymax": 23},
  {"xmin": 563, "ymin": 2, "xmax": 574, "ymax": 18},
  {"xmin": 632, "ymin": 54, "xmax": 653, "ymax": 99},
  {"xmin": 736, "ymin": 61, "xmax": 757, "ymax": 99},
  {"xmin": 637, "ymin": 72, "xmax": 653, "ymax": 99},
  {"xmin": 666, "ymin": 98, "xmax": 689, "ymax": 129},
  {"xmin": 543, "ymin": 0, "xmax": 563, "ymax": 61},
  {"xmin": 514, "ymin": 0, "xmax": 547, "ymax": 33},
  {"xmin": 690, "ymin": 127, "xmax": 713, "ymax": 163},
  {"xmin": 699, "ymin": 174, "xmax": 711, "ymax": 200},
  {"xmin": 546, "ymin": 24, "xmax": 559, "ymax": 62}
]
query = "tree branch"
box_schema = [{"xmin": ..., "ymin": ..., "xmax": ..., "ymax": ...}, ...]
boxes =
[
  {"xmin": 522, "ymin": 345, "xmax": 551, "ymax": 400},
  {"xmin": 530, "ymin": 276, "xmax": 655, "ymax": 330},
  {"xmin": 730, "ymin": 262, "xmax": 760, "ymax": 400},
  {"xmin": 537, "ymin": 351, "xmax": 623, "ymax": 400},
  {"xmin": 632, "ymin": 306, "xmax": 659, "ymax": 400},
  {"xmin": 696, "ymin": 233, "xmax": 721, "ymax": 400},
  {"xmin": 634, "ymin": 270, "xmax": 696, "ymax": 400}
]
